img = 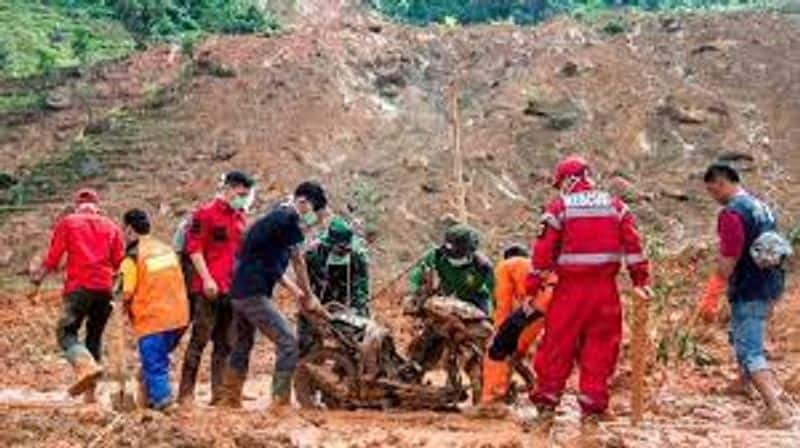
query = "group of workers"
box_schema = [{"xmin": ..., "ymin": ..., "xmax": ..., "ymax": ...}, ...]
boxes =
[{"xmin": 29, "ymin": 155, "xmax": 793, "ymax": 428}]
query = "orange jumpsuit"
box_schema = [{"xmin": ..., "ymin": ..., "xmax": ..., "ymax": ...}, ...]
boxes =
[{"xmin": 481, "ymin": 257, "xmax": 554, "ymax": 404}]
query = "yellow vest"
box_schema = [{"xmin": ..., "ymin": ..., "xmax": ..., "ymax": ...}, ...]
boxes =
[{"xmin": 129, "ymin": 236, "xmax": 189, "ymax": 338}]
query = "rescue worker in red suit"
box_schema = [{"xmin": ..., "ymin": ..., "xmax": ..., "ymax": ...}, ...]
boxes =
[{"xmin": 528, "ymin": 156, "xmax": 651, "ymax": 422}]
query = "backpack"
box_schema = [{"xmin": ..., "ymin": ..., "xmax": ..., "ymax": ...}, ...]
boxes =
[{"xmin": 750, "ymin": 230, "xmax": 793, "ymax": 269}]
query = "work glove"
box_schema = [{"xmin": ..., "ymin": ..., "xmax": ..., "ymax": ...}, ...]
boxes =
[
  {"xmin": 698, "ymin": 273, "xmax": 726, "ymax": 323},
  {"xmin": 489, "ymin": 304, "xmax": 544, "ymax": 361}
]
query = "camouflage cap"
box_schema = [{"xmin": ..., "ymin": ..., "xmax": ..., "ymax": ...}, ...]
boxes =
[
  {"xmin": 325, "ymin": 216, "xmax": 354, "ymax": 246},
  {"xmin": 444, "ymin": 223, "xmax": 480, "ymax": 253}
]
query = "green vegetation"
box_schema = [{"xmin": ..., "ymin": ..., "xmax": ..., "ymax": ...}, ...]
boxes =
[
  {"xmin": 349, "ymin": 179, "xmax": 387, "ymax": 240},
  {"xmin": 369, "ymin": 0, "xmax": 779, "ymax": 25},
  {"xmin": 2, "ymin": 111, "xmax": 141, "ymax": 208},
  {"xmin": 0, "ymin": 1, "xmax": 135, "ymax": 79},
  {"xmin": 0, "ymin": 1, "xmax": 277, "ymax": 80},
  {"xmin": 0, "ymin": 92, "xmax": 46, "ymax": 115},
  {"xmin": 50, "ymin": 0, "xmax": 278, "ymax": 39}
]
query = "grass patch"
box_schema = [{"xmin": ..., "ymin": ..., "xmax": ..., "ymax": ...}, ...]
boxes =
[
  {"xmin": 0, "ymin": 1, "xmax": 135, "ymax": 79},
  {"xmin": 2, "ymin": 112, "xmax": 141, "ymax": 207},
  {"xmin": 0, "ymin": 92, "xmax": 45, "ymax": 114}
]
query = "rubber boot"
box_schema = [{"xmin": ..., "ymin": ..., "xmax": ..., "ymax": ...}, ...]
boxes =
[
  {"xmin": 68, "ymin": 351, "xmax": 104, "ymax": 397},
  {"xmin": 177, "ymin": 369, "xmax": 195, "ymax": 406},
  {"xmin": 83, "ymin": 382, "xmax": 98, "ymax": 405},
  {"xmin": 136, "ymin": 374, "xmax": 148, "ymax": 409},
  {"xmin": 268, "ymin": 371, "xmax": 293, "ymax": 415},
  {"xmin": 219, "ymin": 368, "xmax": 246, "ymax": 409}
]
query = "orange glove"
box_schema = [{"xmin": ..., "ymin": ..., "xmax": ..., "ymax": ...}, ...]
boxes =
[{"xmin": 698, "ymin": 273, "xmax": 726, "ymax": 323}]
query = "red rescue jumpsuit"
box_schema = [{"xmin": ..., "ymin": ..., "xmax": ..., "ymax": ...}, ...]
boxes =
[{"xmin": 530, "ymin": 180, "xmax": 649, "ymax": 416}]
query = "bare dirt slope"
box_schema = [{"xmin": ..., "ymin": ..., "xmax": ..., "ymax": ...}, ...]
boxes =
[
  {"xmin": 1, "ymin": 8, "xmax": 800, "ymax": 448},
  {"xmin": 2, "ymin": 11, "xmax": 799, "ymax": 278}
]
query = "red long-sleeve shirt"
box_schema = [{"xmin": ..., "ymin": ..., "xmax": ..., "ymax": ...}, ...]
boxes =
[
  {"xmin": 185, "ymin": 198, "xmax": 247, "ymax": 295},
  {"xmin": 530, "ymin": 182, "xmax": 650, "ymax": 287},
  {"xmin": 43, "ymin": 211, "xmax": 125, "ymax": 294}
]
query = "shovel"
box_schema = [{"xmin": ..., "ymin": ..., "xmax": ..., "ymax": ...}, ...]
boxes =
[{"xmin": 110, "ymin": 284, "xmax": 136, "ymax": 412}]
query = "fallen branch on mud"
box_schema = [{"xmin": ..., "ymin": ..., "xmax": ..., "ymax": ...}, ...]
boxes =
[{"xmin": 87, "ymin": 413, "xmax": 126, "ymax": 448}]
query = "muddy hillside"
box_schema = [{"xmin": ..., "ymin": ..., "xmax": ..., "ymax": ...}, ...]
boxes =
[{"xmin": 1, "ymin": 4, "xmax": 800, "ymax": 448}]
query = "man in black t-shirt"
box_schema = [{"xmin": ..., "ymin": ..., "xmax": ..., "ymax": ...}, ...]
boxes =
[{"xmin": 220, "ymin": 181, "xmax": 329, "ymax": 409}]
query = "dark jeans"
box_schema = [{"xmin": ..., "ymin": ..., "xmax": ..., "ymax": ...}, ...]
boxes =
[
  {"xmin": 179, "ymin": 293, "xmax": 233, "ymax": 397},
  {"xmin": 56, "ymin": 289, "xmax": 113, "ymax": 363},
  {"xmin": 228, "ymin": 295, "xmax": 299, "ymax": 376}
]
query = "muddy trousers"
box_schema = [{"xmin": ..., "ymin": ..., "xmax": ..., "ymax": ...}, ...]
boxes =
[
  {"xmin": 481, "ymin": 319, "xmax": 544, "ymax": 404},
  {"xmin": 531, "ymin": 275, "xmax": 622, "ymax": 416},
  {"xmin": 57, "ymin": 289, "xmax": 113, "ymax": 365},
  {"xmin": 228, "ymin": 295, "xmax": 299, "ymax": 377},
  {"xmin": 178, "ymin": 294, "xmax": 232, "ymax": 401},
  {"xmin": 138, "ymin": 329, "xmax": 183, "ymax": 408}
]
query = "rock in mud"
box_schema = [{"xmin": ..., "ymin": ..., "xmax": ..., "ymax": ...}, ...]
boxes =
[
  {"xmin": 524, "ymin": 97, "xmax": 583, "ymax": 131},
  {"xmin": 235, "ymin": 432, "xmax": 294, "ymax": 447},
  {"xmin": 0, "ymin": 172, "xmax": 16, "ymax": 189},
  {"xmin": 560, "ymin": 61, "xmax": 579, "ymax": 77},
  {"xmin": 0, "ymin": 249, "xmax": 12, "ymax": 268},
  {"xmin": 45, "ymin": 90, "xmax": 72, "ymax": 111}
]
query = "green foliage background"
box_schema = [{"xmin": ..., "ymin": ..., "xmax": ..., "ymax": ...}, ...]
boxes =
[
  {"xmin": 49, "ymin": 0, "xmax": 278, "ymax": 37},
  {"xmin": 0, "ymin": 0, "xmax": 276, "ymax": 79},
  {"xmin": 369, "ymin": 0, "xmax": 777, "ymax": 25}
]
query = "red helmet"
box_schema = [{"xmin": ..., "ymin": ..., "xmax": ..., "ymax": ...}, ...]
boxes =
[
  {"xmin": 74, "ymin": 188, "xmax": 100, "ymax": 205},
  {"xmin": 552, "ymin": 156, "xmax": 590, "ymax": 188}
]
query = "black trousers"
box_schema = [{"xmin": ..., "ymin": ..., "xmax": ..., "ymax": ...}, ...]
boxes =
[
  {"xmin": 178, "ymin": 293, "xmax": 233, "ymax": 398},
  {"xmin": 56, "ymin": 289, "xmax": 113, "ymax": 363}
]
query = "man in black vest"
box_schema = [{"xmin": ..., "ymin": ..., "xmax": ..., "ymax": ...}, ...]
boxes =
[{"xmin": 704, "ymin": 163, "xmax": 791, "ymax": 428}]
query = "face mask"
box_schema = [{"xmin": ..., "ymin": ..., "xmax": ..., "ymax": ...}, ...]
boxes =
[
  {"xmin": 230, "ymin": 196, "xmax": 248, "ymax": 210},
  {"xmin": 327, "ymin": 252, "xmax": 352, "ymax": 266},
  {"xmin": 448, "ymin": 256, "xmax": 471, "ymax": 267},
  {"xmin": 303, "ymin": 211, "xmax": 318, "ymax": 227}
]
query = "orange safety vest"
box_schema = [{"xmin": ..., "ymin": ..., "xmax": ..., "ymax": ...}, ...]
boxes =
[{"xmin": 129, "ymin": 236, "xmax": 189, "ymax": 338}]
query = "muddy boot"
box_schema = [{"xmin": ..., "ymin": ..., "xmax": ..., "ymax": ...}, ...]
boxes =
[
  {"xmin": 68, "ymin": 352, "xmax": 104, "ymax": 397},
  {"xmin": 514, "ymin": 404, "xmax": 555, "ymax": 431},
  {"xmin": 176, "ymin": 371, "xmax": 195, "ymax": 406},
  {"xmin": 751, "ymin": 370, "xmax": 792, "ymax": 428},
  {"xmin": 83, "ymin": 382, "xmax": 98, "ymax": 405},
  {"xmin": 136, "ymin": 375, "xmax": 148, "ymax": 409},
  {"xmin": 219, "ymin": 368, "xmax": 246, "ymax": 409},
  {"xmin": 268, "ymin": 371, "xmax": 293, "ymax": 415},
  {"xmin": 209, "ymin": 382, "xmax": 226, "ymax": 407},
  {"xmin": 465, "ymin": 402, "xmax": 510, "ymax": 419},
  {"xmin": 761, "ymin": 406, "xmax": 794, "ymax": 429}
]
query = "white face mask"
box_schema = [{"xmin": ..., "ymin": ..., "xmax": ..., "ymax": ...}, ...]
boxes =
[
  {"xmin": 327, "ymin": 252, "xmax": 351, "ymax": 266},
  {"xmin": 448, "ymin": 256, "xmax": 471, "ymax": 267}
]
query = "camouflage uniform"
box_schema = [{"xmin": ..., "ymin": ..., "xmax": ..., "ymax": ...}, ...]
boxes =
[
  {"xmin": 407, "ymin": 224, "xmax": 493, "ymax": 371},
  {"xmin": 299, "ymin": 217, "xmax": 370, "ymax": 355}
]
